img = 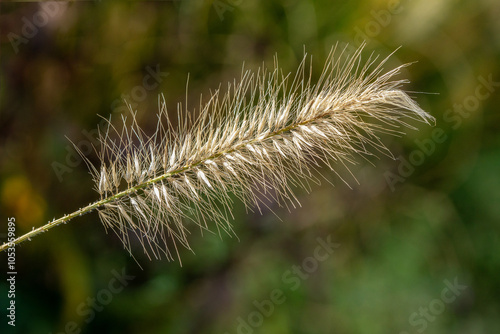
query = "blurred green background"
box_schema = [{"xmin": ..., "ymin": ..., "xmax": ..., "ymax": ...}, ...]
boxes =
[{"xmin": 1, "ymin": 1, "xmax": 499, "ymax": 333}]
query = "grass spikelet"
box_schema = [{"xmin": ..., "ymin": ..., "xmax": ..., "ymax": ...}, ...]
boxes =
[
  {"xmin": 0, "ymin": 45, "xmax": 434, "ymax": 261},
  {"xmin": 88, "ymin": 45, "xmax": 433, "ymax": 261}
]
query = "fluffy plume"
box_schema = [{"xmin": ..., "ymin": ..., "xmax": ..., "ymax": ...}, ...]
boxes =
[{"xmin": 85, "ymin": 45, "xmax": 434, "ymax": 262}]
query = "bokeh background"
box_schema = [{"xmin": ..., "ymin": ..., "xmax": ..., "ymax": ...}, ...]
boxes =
[{"xmin": 1, "ymin": 1, "xmax": 499, "ymax": 333}]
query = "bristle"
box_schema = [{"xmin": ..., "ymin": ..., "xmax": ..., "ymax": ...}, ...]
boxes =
[{"xmin": 88, "ymin": 45, "xmax": 434, "ymax": 261}]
